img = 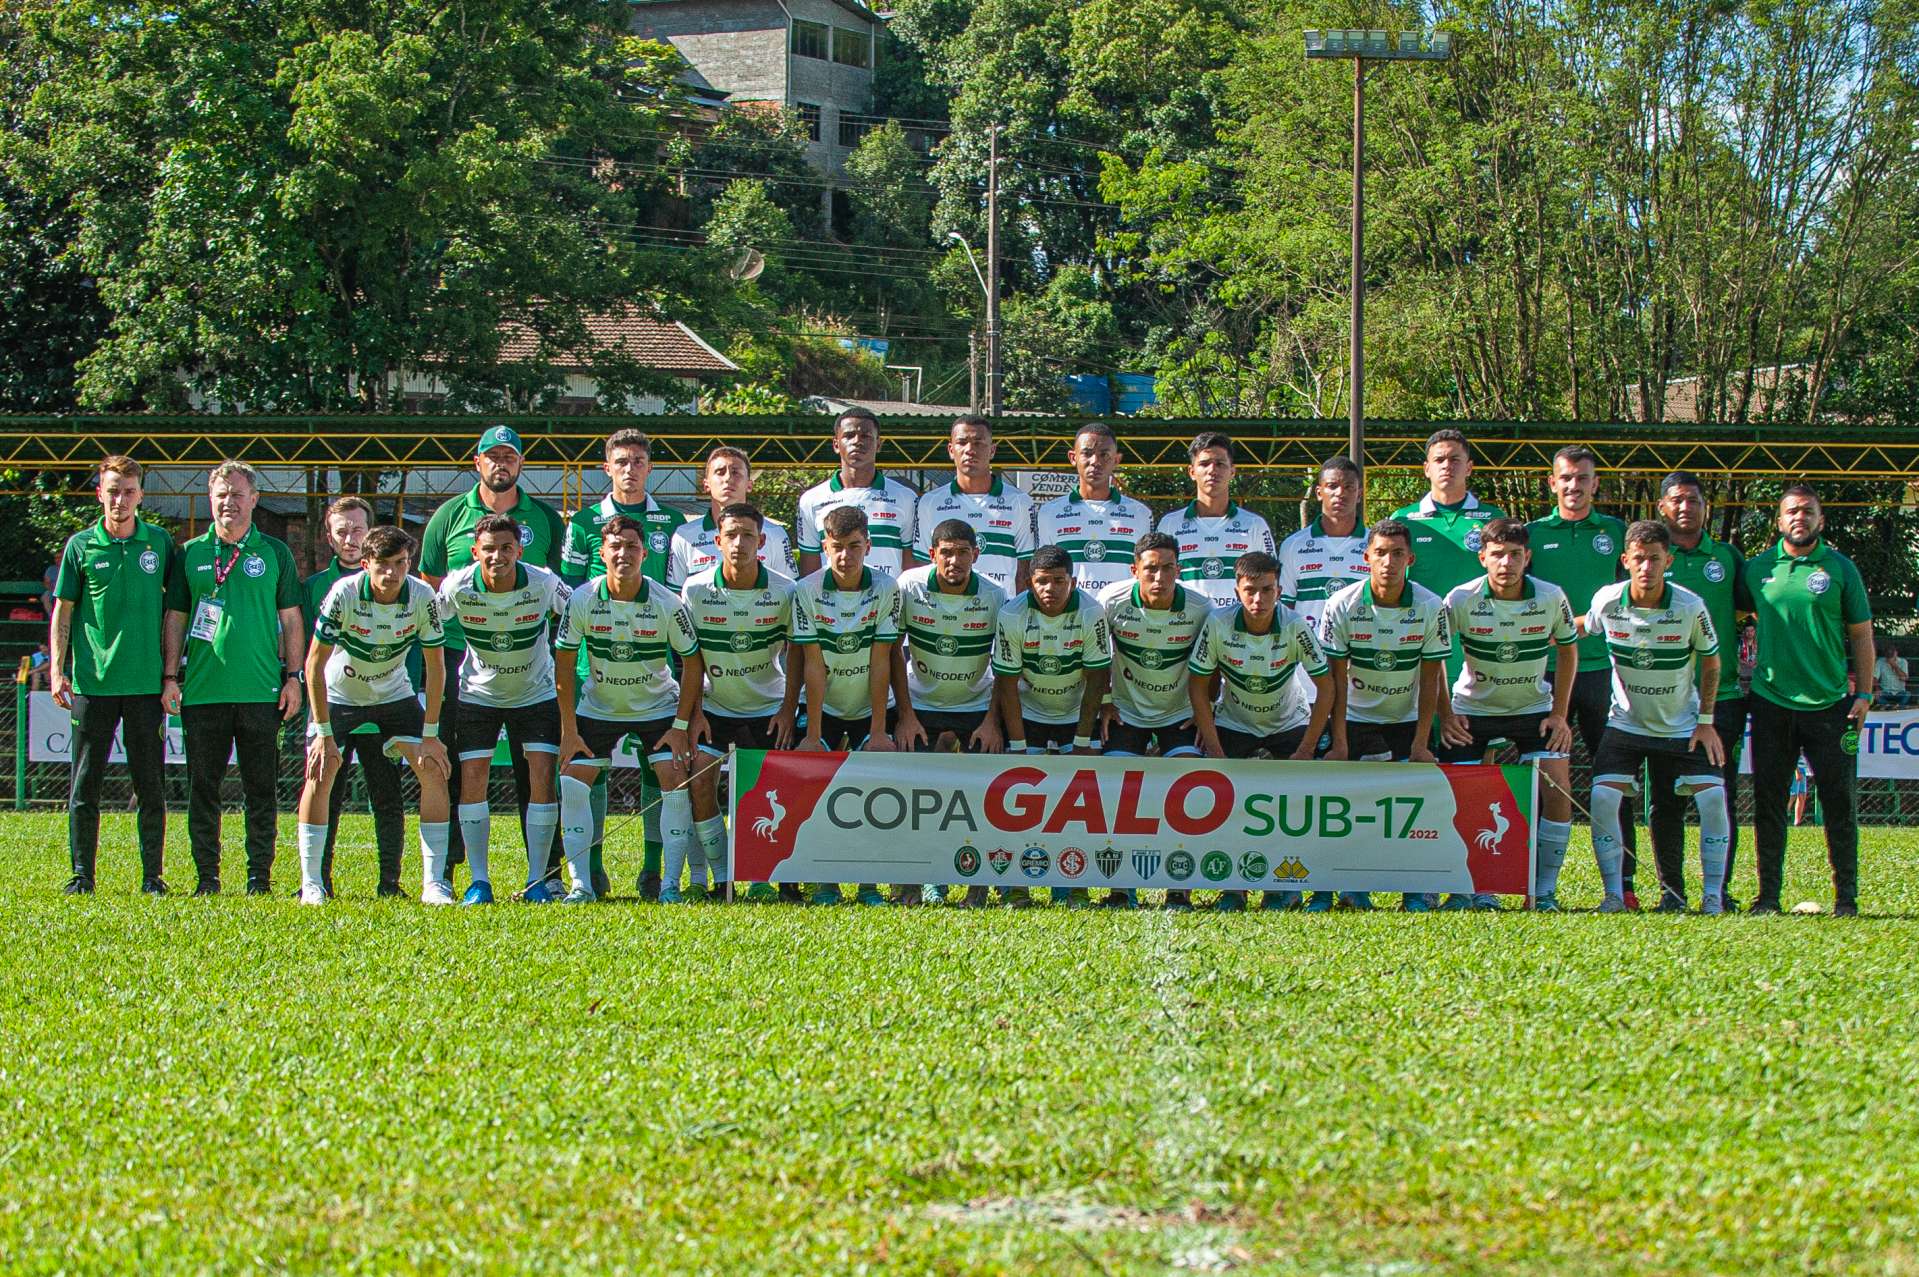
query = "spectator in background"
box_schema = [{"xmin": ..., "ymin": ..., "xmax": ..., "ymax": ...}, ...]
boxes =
[
  {"xmin": 39, "ymin": 565, "xmax": 57, "ymax": 618},
  {"xmin": 1874, "ymin": 641, "xmax": 1909, "ymax": 707}
]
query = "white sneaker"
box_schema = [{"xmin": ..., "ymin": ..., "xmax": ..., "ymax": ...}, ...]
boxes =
[
  {"xmin": 298, "ymin": 883, "xmax": 327, "ymax": 906},
  {"xmin": 1597, "ymin": 894, "xmax": 1628, "ymax": 914},
  {"xmin": 421, "ymin": 880, "xmax": 456, "ymax": 906}
]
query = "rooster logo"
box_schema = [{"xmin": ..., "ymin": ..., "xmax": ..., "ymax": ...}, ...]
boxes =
[
  {"xmin": 1474, "ymin": 801, "xmax": 1510, "ymax": 853},
  {"xmin": 751, "ymin": 789, "xmax": 786, "ymax": 840}
]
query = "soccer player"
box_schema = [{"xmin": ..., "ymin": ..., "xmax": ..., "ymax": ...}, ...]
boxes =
[
  {"xmin": 51, "ymin": 455, "xmax": 174, "ymax": 895},
  {"xmin": 420, "ymin": 426, "xmax": 567, "ymax": 879},
  {"xmin": 1318, "ymin": 520, "xmax": 1450, "ymax": 911},
  {"xmin": 792, "ymin": 505, "xmax": 902, "ymax": 905},
  {"xmin": 1036, "ymin": 422, "xmax": 1153, "ymax": 594},
  {"xmin": 1578, "ymin": 521, "xmax": 1728, "ymax": 914},
  {"xmin": 1391, "ymin": 430, "xmax": 1505, "ymax": 695},
  {"xmin": 1527, "ymin": 446, "xmax": 1641, "ymax": 905},
  {"xmin": 896, "ymin": 519, "xmax": 1008, "ymax": 906},
  {"xmin": 1187, "ymin": 550, "xmax": 1334, "ymax": 912},
  {"xmin": 559, "ymin": 428, "xmax": 687, "ymax": 901},
  {"xmin": 795, "ymin": 407, "xmax": 919, "ymax": 577},
  {"xmin": 161, "ymin": 460, "xmax": 304, "ymax": 896},
  {"xmin": 434, "ymin": 513, "xmax": 569, "ymax": 904},
  {"xmin": 1098, "ymin": 531, "xmax": 1212, "ymax": 908},
  {"xmin": 1744, "ymin": 486, "xmax": 1874, "ymax": 917},
  {"xmin": 301, "ymin": 495, "xmax": 409, "ymax": 898},
  {"xmin": 669, "ymin": 446, "xmax": 794, "ymax": 584},
  {"xmin": 915, "ymin": 416, "xmax": 1034, "ymax": 595},
  {"xmin": 1436, "ymin": 519, "xmax": 1577, "ymax": 911},
  {"xmin": 1157, "ymin": 433, "xmax": 1277, "ymax": 608},
  {"xmin": 682, "ymin": 503, "xmax": 801, "ymax": 902},
  {"xmin": 1649, "ymin": 472, "xmax": 1754, "ymax": 911},
  {"xmin": 297, "ymin": 526, "xmax": 454, "ymax": 905},
  {"xmin": 554, "ymin": 515, "xmax": 703, "ymax": 904},
  {"xmin": 993, "ymin": 544, "xmax": 1110, "ymax": 907}
]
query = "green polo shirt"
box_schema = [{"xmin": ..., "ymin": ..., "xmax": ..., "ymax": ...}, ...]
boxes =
[
  {"xmin": 53, "ymin": 517, "xmax": 175, "ymax": 697},
  {"xmin": 1526, "ymin": 509, "xmax": 1627, "ymax": 672},
  {"xmin": 419, "ymin": 486, "xmax": 565, "ymax": 651},
  {"xmin": 164, "ymin": 524, "xmax": 301, "ymax": 706},
  {"xmin": 1665, "ymin": 533, "xmax": 1752, "ymax": 693},
  {"xmin": 559, "ymin": 494, "xmax": 685, "ymax": 588},
  {"xmin": 1390, "ymin": 493, "xmax": 1504, "ymax": 682},
  {"xmin": 1744, "ymin": 538, "xmax": 1871, "ymax": 710}
]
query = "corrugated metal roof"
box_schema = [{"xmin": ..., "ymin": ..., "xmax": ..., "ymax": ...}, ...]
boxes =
[{"xmin": 496, "ymin": 306, "xmax": 740, "ymax": 375}]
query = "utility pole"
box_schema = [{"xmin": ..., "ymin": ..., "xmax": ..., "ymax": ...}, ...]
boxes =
[
  {"xmin": 985, "ymin": 123, "xmax": 1002, "ymax": 417},
  {"xmin": 968, "ymin": 331, "xmax": 980, "ymax": 412}
]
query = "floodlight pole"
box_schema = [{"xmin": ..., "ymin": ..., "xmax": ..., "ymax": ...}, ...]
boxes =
[{"xmin": 1350, "ymin": 57, "xmax": 1365, "ymax": 476}]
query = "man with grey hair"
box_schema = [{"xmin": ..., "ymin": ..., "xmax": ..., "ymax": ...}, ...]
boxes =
[{"xmin": 162, "ymin": 460, "xmax": 305, "ymax": 894}]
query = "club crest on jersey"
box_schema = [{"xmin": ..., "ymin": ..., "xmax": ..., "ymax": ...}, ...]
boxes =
[
  {"xmin": 835, "ymin": 632, "xmax": 863, "ymax": 654},
  {"xmin": 1465, "ymin": 529, "xmax": 1484, "ymax": 551},
  {"xmin": 1377, "ymin": 649, "xmax": 1398, "ymax": 671},
  {"xmin": 491, "ymin": 631, "xmax": 514, "ymax": 651},
  {"xmin": 729, "ymin": 631, "xmax": 754, "ymax": 651},
  {"xmin": 242, "ymin": 554, "xmax": 266, "ymax": 577},
  {"xmin": 936, "ymin": 634, "xmax": 958, "ymax": 655},
  {"xmin": 1498, "ymin": 641, "xmax": 1520, "ymax": 662},
  {"xmin": 610, "ymin": 642, "xmax": 634, "ymax": 662},
  {"xmin": 1083, "ymin": 540, "xmax": 1107, "ymax": 562},
  {"xmin": 139, "ymin": 549, "xmax": 159, "ymax": 574},
  {"xmin": 1035, "ymin": 654, "xmax": 1062, "ymax": 674},
  {"xmin": 1592, "ymin": 533, "xmax": 1615, "ymax": 556},
  {"xmin": 1808, "ymin": 570, "xmax": 1831, "ymax": 594},
  {"xmin": 1631, "ymin": 646, "xmax": 1656, "ymax": 669},
  {"xmin": 1242, "ymin": 674, "xmax": 1270, "ymax": 694},
  {"xmin": 1202, "ymin": 557, "xmax": 1225, "ymax": 579},
  {"xmin": 649, "ymin": 531, "xmax": 668, "ymax": 552}
]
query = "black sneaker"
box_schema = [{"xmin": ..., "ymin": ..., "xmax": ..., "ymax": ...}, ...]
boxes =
[
  {"xmin": 1833, "ymin": 901, "xmax": 1859, "ymax": 918},
  {"xmin": 192, "ymin": 881, "xmax": 220, "ymax": 897},
  {"xmin": 376, "ymin": 883, "xmax": 405, "ymax": 899},
  {"xmin": 1746, "ymin": 899, "xmax": 1782, "ymax": 916},
  {"xmin": 245, "ymin": 881, "xmax": 272, "ymax": 897},
  {"xmin": 63, "ymin": 878, "xmax": 95, "ymax": 896},
  {"xmin": 1653, "ymin": 894, "xmax": 1687, "ymax": 914},
  {"xmin": 639, "ymin": 873, "xmax": 662, "ymax": 902},
  {"xmin": 141, "ymin": 878, "xmax": 168, "ymax": 896}
]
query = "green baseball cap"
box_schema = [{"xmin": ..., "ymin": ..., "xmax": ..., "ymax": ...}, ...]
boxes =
[{"xmin": 476, "ymin": 425, "xmax": 524, "ymax": 456}]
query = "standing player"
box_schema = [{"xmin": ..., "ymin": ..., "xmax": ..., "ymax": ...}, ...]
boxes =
[
  {"xmin": 896, "ymin": 519, "xmax": 1008, "ymax": 906},
  {"xmin": 682, "ymin": 503, "xmax": 801, "ymax": 902},
  {"xmin": 553, "ymin": 515, "xmax": 703, "ymax": 904},
  {"xmin": 560, "ymin": 428, "xmax": 687, "ymax": 902},
  {"xmin": 792, "ymin": 506, "xmax": 902, "ymax": 905},
  {"xmin": 297, "ymin": 526, "xmax": 454, "ymax": 904},
  {"xmin": 1319, "ymin": 519, "xmax": 1449, "ymax": 910},
  {"xmin": 1036, "ymin": 422, "xmax": 1153, "ymax": 594},
  {"xmin": 1157, "ymin": 433, "xmax": 1277, "ymax": 608},
  {"xmin": 1392, "ymin": 429, "xmax": 1505, "ymax": 699},
  {"xmin": 1437, "ymin": 519, "xmax": 1578, "ymax": 910},
  {"xmin": 993, "ymin": 544, "xmax": 1111, "ymax": 907},
  {"xmin": 1649, "ymin": 472, "xmax": 1754, "ymax": 911},
  {"xmin": 1578, "ymin": 521, "xmax": 1728, "ymax": 913},
  {"xmin": 434, "ymin": 514, "xmax": 569, "ymax": 904},
  {"xmin": 50, "ymin": 455, "xmax": 174, "ymax": 895},
  {"xmin": 1098, "ymin": 532, "xmax": 1212, "ymax": 908},
  {"xmin": 796, "ymin": 408, "xmax": 920, "ymax": 578},
  {"xmin": 669, "ymin": 446, "xmax": 794, "ymax": 584},
  {"xmin": 1189, "ymin": 550, "xmax": 1334, "ymax": 912},
  {"xmin": 915, "ymin": 416, "xmax": 1033, "ymax": 595},
  {"xmin": 161, "ymin": 461, "xmax": 305, "ymax": 896},
  {"xmin": 1527, "ymin": 446, "xmax": 1640, "ymax": 905}
]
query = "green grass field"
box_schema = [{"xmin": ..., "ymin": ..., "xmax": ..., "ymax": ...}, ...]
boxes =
[{"xmin": 3, "ymin": 812, "xmax": 1916, "ymax": 1275}]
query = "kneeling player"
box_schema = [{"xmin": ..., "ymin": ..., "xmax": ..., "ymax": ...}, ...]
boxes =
[
  {"xmin": 436, "ymin": 514, "xmax": 569, "ymax": 903},
  {"xmin": 1437, "ymin": 519, "xmax": 1577, "ymax": 910},
  {"xmin": 1188, "ymin": 551, "xmax": 1334, "ymax": 912},
  {"xmin": 1580, "ymin": 521, "xmax": 1729, "ymax": 912},
  {"xmin": 298, "ymin": 526, "xmax": 453, "ymax": 903},
  {"xmin": 554, "ymin": 516, "xmax": 703, "ymax": 903},
  {"xmin": 993, "ymin": 544, "xmax": 1110, "ymax": 906},
  {"xmin": 1319, "ymin": 520, "xmax": 1448, "ymax": 910}
]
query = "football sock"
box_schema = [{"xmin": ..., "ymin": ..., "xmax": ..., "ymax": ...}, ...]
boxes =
[
  {"xmin": 695, "ymin": 813, "xmax": 726, "ymax": 887},
  {"xmin": 525, "ymin": 802, "xmax": 559, "ymax": 889},
  {"xmin": 642, "ymin": 770, "xmax": 663, "ymax": 878},
  {"xmin": 297, "ymin": 822, "xmax": 326, "ymax": 895},
  {"xmin": 589, "ymin": 769, "xmax": 608, "ymax": 884},
  {"xmin": 457, "ymin": 802, "xmax": 491, "ymax": 884},
  {"xmin": 1591, "ymin": 785, "xmax": 1626, "ymax": 899},
  {"xmin": 1535, "ymin": 819, "xmax": 1572, "ymax": 897},
  {"xmin": 1695, "ymin": 785, "xmax": 1731, "ymax": 902},
  {"xmin": 419, "ymin": 821, "xmax": 450, "ymax": 890},
  {"xmin": 559, "ymin": 776, "xmax": 595, "ymax": 895},
  {"xmin": 663, "ymin": 790, "xmax": 697, "ymax": 893}
]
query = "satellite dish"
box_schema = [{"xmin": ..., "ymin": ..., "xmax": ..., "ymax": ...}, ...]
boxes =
[{"xmin": 728, "ymin": 248, "xmax": 766, "ymax": 282}]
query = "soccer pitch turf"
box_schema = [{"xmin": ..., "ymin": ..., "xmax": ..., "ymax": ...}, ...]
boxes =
[{"xmin": 2, "ymin": 813, "xmax": 1916, "ymax": 1275}]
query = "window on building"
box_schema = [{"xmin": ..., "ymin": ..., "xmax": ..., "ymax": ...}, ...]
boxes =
[
  {"xmin": 796, "ymin": 102, "xmax": 822, "ymax": 143},
  {"xmin": 791, "ymin": 19, "xmax": 828, "ymax": 60},
  {"xmin": 832, "ymin": 26, "xmax": 872, "ymax": 68},
  {"xmin": 838, "ymin": 114, "xmax": 871, "ymax": 149}
]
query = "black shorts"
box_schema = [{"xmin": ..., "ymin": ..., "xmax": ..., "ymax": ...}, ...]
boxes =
[
  {"xmin": 325, "ymin": 696, "xmax": 425, "ymax": 749},
  {"xmin": 813, "ymin": 707, "xmax": 897, "ymax": 751},
  {"xmin": 1018, "ymin": 718, "xmax": 1085, "ymax": 752},
  {"xmin": 575, "ymin": 714, "xmax": 678, "ymax": 765},
  {"xmin": 455, "ymin": 697, "xmax": 560, "ymax": 762},
  {"xmin": 1105, "ymin": 719, "xmax": 1199, "ymax": 758},
  {"xmin": 1438, "ymin": 711, "xmax": 1560, "ymax": 763},
  {"xmin": 1592, "ymin": 726, "xmax": 1723, "ymax": 795},
  {"xmin": 1347, "ymin": 720, "xmax": 1420, "ymax": 762},
  {"xmin": 698, "ymin": 712, "xmax": 774, "ymax": 756},
  {"xmin": 908, "ymin": 707, "xmax": 989, "ymax": 751},
  {"xmin": 1217, "ymin": 723, "xmax": 1308, "ymax": 759}
]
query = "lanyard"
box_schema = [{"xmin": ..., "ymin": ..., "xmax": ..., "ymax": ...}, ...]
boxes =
[{"xmin": 209, "ymin": 538, "xmax": 246, "ymax": 594}]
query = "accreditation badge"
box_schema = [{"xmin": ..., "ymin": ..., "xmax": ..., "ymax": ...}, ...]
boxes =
[{"xmin": 188, "ymin": 597, "xmax": 225, "ymax": 642}]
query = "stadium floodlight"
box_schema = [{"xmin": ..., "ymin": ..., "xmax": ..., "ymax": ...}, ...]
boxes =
[{"xmin": 1303, "ymin": 28, "xmax": 1454, "ymax": 475}]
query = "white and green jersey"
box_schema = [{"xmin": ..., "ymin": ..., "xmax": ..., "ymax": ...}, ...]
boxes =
[
  {"xmin": 436, "ymin": 563, "xmax": 567, "ymax": 709},
  {"xmin": 897, "ymin": 566, "xmax": 1006, "ymax": 714},
  {"xmin": 1585, "ymin": 581, "xmax": 1719, "ymax": 738},
  {"xmin": 791, "ymin": 567, "xmax": 901, "ymax": 720},
  {"xmin": 915, "ymin": 476, "xmax": 1034, "ymax": 594},
  {"xmin": 1035, "ymin": 489, "xmax": 1154, "ymax": 592},
  {"xmin": 313, "ymin": 574, "xmax": 445, "ymax": 707},
  {"xmin": 554, "ymin": 576, "xmax": 700, "ymax": 722},
  {"xmin": 1318, "ymin": 579, "xmax": 1450, "ymax": 725},
  {"xmin": 1444, "ymin": 575, "xmax": 1578, "ymax": 718},
  {"xmin": 1156, "ymin": 502, "xmax": 1278, "ymax": 607},
  {"xmin": 680, "ymin": 564, "xmax": 797, "ymax": 719},
  {"xmin": 1097, "ymin": 580, "xmax": 1212, "ymax": 728},
  {"xmin": 992, "ymin": 589, "xmax": 1112, "ymax": 726},
  {"xmin": 667, "ymin": 511, "xmax": 794, "ymax": 588},
  {"xmin": 795, "ymin": 472, "xmax": 919, "ymax": 576},
  {"xmin": 1189, "ymin": 604, "xmax": 1328, "ymax": 736}
]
